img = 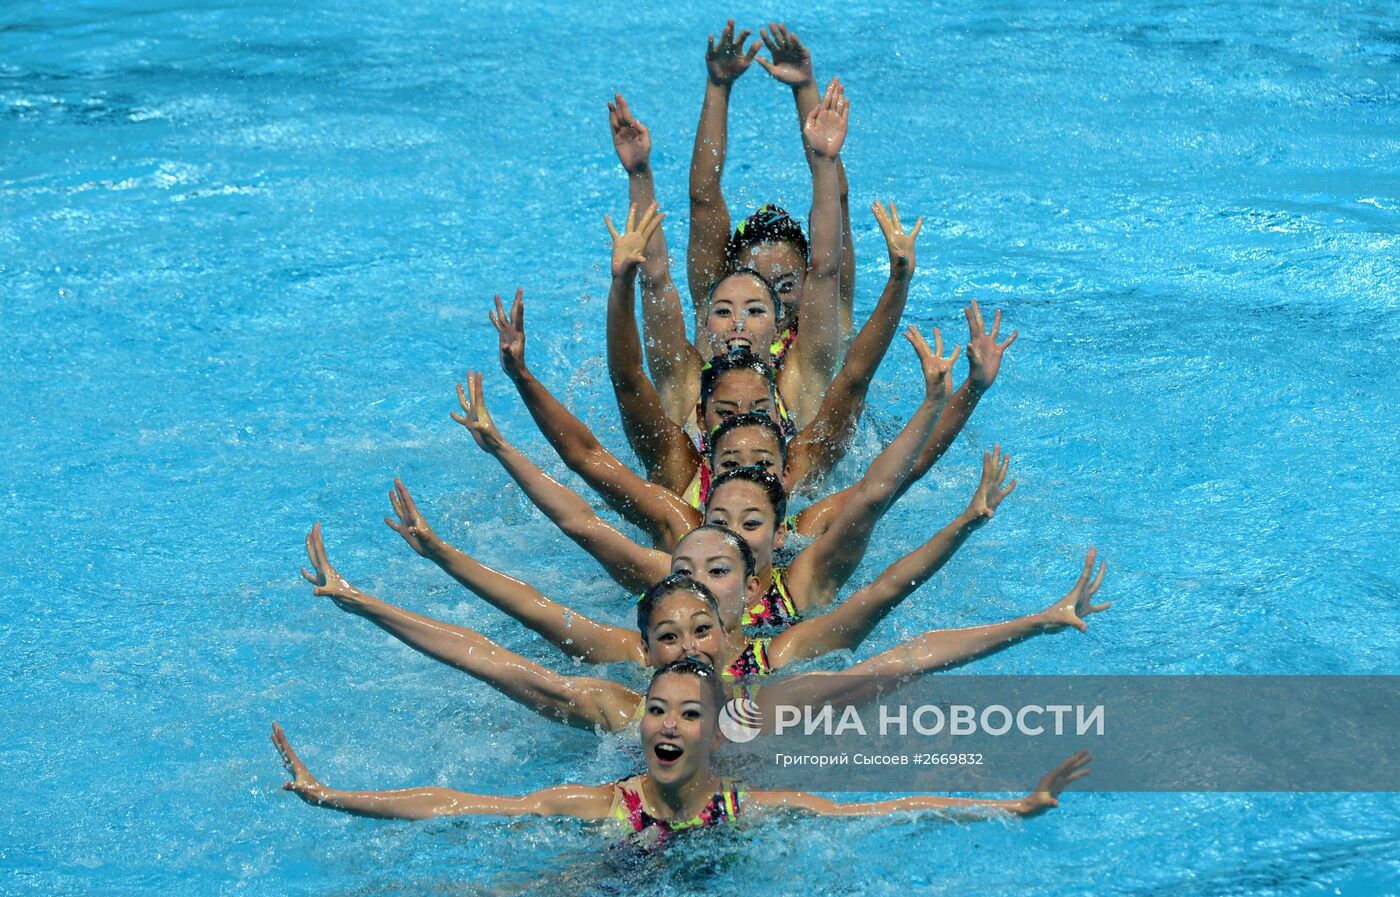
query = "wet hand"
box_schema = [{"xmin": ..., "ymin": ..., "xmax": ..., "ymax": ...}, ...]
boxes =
[
  {"xmin": 450, "ymin": 371, "xmax": 506, "ymax": 454},
  {"xmin": 1018, "ymin": 750, "xmax": 1092, "ymax": 816},
  {"xmin": 873, "ymin": 200, "xmax": 923, "ymax": 275},
  {"xmin": 272, "ymin": 722, "xmax": 326, "ymax": 804},
  {"xmin": 966, "ymin": 445, "xmax": 1017, "ymax": 525},
  {"xmin": 489, "ymin": 289, "xmax": 527, "ymax": 381},
  {"xmin": 384, "ymin": 478, "xmax": 442, "ymax": 559},
  {"xmin": 1039, "ymin": 549, "xmax": 1111, "ymax": 632},
  {"xmin": 964, "ymin": 299, "xmax": 1018, "ymax": 391},
  {"xmin": 608, "ymin": 94, "xmax": 651, "ymax": 174},
  {"xmin": 299, "ymin": 522, "xmax": 368, "ymax": 612},
  {"xmin": 803, "ymin": 78, "xmax": 849, "ymax": 159},
  {"xmin": 706, "ymin": 20, "xmax": 760, "ymax": 85},
  {"xmin": 755, "ymin": 22, "xmax": 813, "ymax": 87},
  {"xmin": 904, "ymin": 324, "xmax": 960, "ymax": 406},
  {"xmin": 605, "ymin": 202, "xmax": 664, "ymax": 279}
]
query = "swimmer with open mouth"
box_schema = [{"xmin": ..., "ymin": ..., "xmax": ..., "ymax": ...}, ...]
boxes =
[{"xmin": 273, "ymin": 658, "xmax": 1093, "ymax": 836}]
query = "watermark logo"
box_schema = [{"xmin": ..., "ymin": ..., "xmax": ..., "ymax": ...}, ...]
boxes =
[{"xmin": 719, "ymin": 696, "xmax": 763, "ymax": 743}]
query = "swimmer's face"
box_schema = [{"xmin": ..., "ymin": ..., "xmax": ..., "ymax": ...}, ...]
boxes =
[
  {"xmin": 745, "ymin": 240, "xmax": 807, "ymax": 328},
  {"xmin": 712, "ymin": 427, "xmax": 783, "ymax": 479},
  {"xmin": 706, "ymin": 273, "xmax": 778, "ymax": 357},
  {"xmin": 704, "ymin": 479, "xmax": 784, "ymax": 571},
  {"xmin": 643, "ymin": 590, "xmax": 728, "ymax": 670},
  {"xmin": 641, "ymin": 672, "xmax": 722, "ymax": 784},
  {"xmin": 701, "ymin": 369, "xmax": 778, "ymax": 432},
  {"xmin": 670, "ymin": 529, "xmax": 762, "ymax": 627}
]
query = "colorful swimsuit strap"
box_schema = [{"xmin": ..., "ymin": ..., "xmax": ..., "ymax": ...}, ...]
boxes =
[
  {"xmin": 722, "ymin": 636, "xmax": 773, "ymax": 682},
  {"xmin": 613, "ymin": 778, "xmax": 742, "ymax": 833},
  {"xmin": 684, "ymin": 458, "xmax": 711, "ymax": 510},
  {"xmin": 770, "ymin": 323, "xmax": 798, "ymax": 370},
  {"xmin": 741, "ymin": 566, "xmax": 801, "ymax": 629}
]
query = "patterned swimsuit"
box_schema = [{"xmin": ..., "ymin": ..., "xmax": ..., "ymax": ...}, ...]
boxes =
[{"xmin": 611, "ymin": 777, "xmax": 743, "ymax": 842}]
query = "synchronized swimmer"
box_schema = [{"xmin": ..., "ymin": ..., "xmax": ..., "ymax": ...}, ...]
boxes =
[{"xmin": 275, "ymin": 19, "xmax": 1110, "ymax": 841}]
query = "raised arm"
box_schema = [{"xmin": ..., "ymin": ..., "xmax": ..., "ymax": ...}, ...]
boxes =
[
  {"xmin": 745, "ymin": 751, "xmax": 1091, "ymax": 819},
  {"xmin": 493, "ymin": 288, "xmax": 698, "ymax": 548},
  {"xmin": 273, "ymin": 723, "xmax": 614, "ymax": 820},
  {"xmin": 786, "ymin": 201, "xmax": 922, "ymax": 491},
  {"xmin": 384, "ymin": 478, "xmax": 646, "ymax": 666},
  {"xmin": 604, "ymin": 206, "xmax": 707, "ymax": 494},
  {"xmin": 688, "ymin": 21, "xmax": 758, "ymax": 337},
  {"xmin": 608, "ymin": 95, "xmax": 697, "ymax": 423},
  {"xmin": 756, "ymin": 22, "xmax": 855, "ymax": 336},
  {"xmin": 769, "ymin": 448, "xmax": 1016, "ymax": 666},
  {"xmin": 785, "ymin": 327, "xmax": 959, "ymax": 613},
  {"xmin": 897, "ymin": 299, "xmax": 1020, "ymax": 496},
  {"xmin": 844, "ymin": 549, "xmax": 1110, "ymax": 680},
  {"xmin": 450, "ymin": 372, "xmax": 670, "ymax": 593},
  {"xmin": 780, "ymin": 77, "xmax": 848, "ymax": 423},
  {"xmin": 299, "ymin": 524, "xmax": 641, "ymax": 732}
]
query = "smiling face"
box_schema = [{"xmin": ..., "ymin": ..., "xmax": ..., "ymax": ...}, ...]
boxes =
[
  {"xmin": 642, "ymin": 588, "xmax": 728, "ymax": 670},
  {"xmin": 705, "ymin": 273, "xmax": 778, "ymax": 358},
  {"xmin": 704, "ymin": 479, "xmax": 783, "ymax": 573},
  {"xmin": 641, "ymin": 671, "xmax": 723, "ymax": 786},
  {"xmin": 669, "ymin": 529, "xmax": 762, "ymax": 627},
  {"xmin": 701, "ymin": 368, "xmax": 779, "ymax": 433},
  {"xmin": 743, "ymin": 240, "xmax": 807, "ymax": 328},
  {"xmin": 711, "ymin": 426, "xmax": 783, "ymax": 480}
]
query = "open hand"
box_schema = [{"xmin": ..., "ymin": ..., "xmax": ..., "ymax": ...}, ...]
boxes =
[
  {"xmin": 384, "ymin": 478, "xmax": 442, "ymax": 559},
  {"xmin": 608, "ymin": 94, "xmax": 651, "ymax": 174},
  {"xmin": 272, "ymin": 722, "xmax": 326, "ymax": 804},
  {"xmin": 755, "ymin": 22, "xmax": 813, "ymax": 87},
  {"xmin": 489, "ymin": 289, "xmax": 526, "ymax": 381},
  {"xmin": 1039, "ymin": 549, "xmax": 1111, "ymax": 632},
  {"xmin": 966, "ymin": 445, "xmax": 1017, "ymax": 524},
  {"xmin": 605, "ymin": 202, "xmax": 665, "ymax": 279},
  {"xmin": 873, "ymin": 201, "xmax": 923, "ymax": 276},
  {"xmin": 706, "ymin": 20, "xmax": 759, "ymax": 85},
  {"xmin": 803, "ymin": 77, "xmax": 849, "ymax": 160},
  {"xmin": 299, "ymin": 522, "xmax": 367, "ymax": 612},
  {"xmin": 1018, "ymin": 750, "xmax": 1092, "ymax": 816},
  {"xmin": 964, "ymin": 300, "xmax": 1018, "ymax": 391},
  {"xmin": 450, "ymin": 371, "xmax": 506, "ymax": 454},
  {"xmin": 904, "ymin": 324, "xmax": 960, "ymax": 406}
]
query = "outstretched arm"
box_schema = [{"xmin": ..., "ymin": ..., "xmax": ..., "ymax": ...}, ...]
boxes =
[
  {"xmin": 299, "ymin": 524, "xmax": 642, "ymax": 732},
  {"xmin": 844, "ymin": 548, "xmax": 1110, "ymax": 679},
  {"xmin": 493, "ymin": 288, "xmax": 698, "ymax": 549},
  {"xmin": 769, "ymin": 448, "xmax": 1016, "ymax": 666},
  {"xmin": 688, "ymin": 21, "xmax": 758, "ymax": 340},
  {"xmin": 384, "ymin": 479, "xmax": 647, "ymax": 666},
  {"xmin": 785, "ymin": 327, "xmax": 960, "ymax": 613},
  {"xmin": 608, "ymin": 94, "xmax": 697, "ymax": 423},
  {"xmin": 450, "ymin": 373, "xmax": 670, "ymax": 593},
  {"xmin": 781, "ymin": 77, "xmax": 848, "ymax": 424},
  {"xmin": 603, "ymin": 205, "xmax": 707, "ymax": 494},
  {"xmin": 273, "ymin": 724, "xmax": 615, "ymax": 820},
  {"xmin": 786, "ymin": 201, "xmax": 922, "ymax": 491},
  {"xmin": 756, "ymin": 22, "xmax": 855, "ymax": 335},
  {"xmin": 759, "ymin": 551, "xmax": 1110, "ymax": 723},
  {"xmin": 898, "ymin": 300, "xmax": 1019, "ymax": 496},
  {"xmin": 745, "ymin": 751, "xmax": 1091, "ymax": 819}
]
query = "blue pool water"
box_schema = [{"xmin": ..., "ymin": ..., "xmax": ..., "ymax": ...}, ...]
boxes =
[{"xmin": 3, "ymin": 0, "xmax": 1399, "ymax": 893}]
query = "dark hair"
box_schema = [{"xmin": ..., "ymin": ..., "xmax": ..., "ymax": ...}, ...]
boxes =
[
  {"xmin": 649, "ymin": 658, "xmax": 726, "ymax": 718},
  {"xmin": 699, "ymin": 349, "xmax": 778, "ymax": 417},
  {"xmin": 678, "ymin": 523, "xmax": 757, "ymax": 580},
  {"xmin": 724, "ymin": 204, "xmax": 810, "ymax": 269},
  {"xmin": 637, "ymin": 574, "xmax": 721, "ymax": 642},
  {"xmin": 705, "ymin": 267, "xmax": 781, "ymax": 318},
  {"xmin": 709, "ymin": 413, "xmax": 788, "ymax": 468},
  {"xmin": 708, "ymin": 466, "xmax": 788, "ymax": 525}
]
